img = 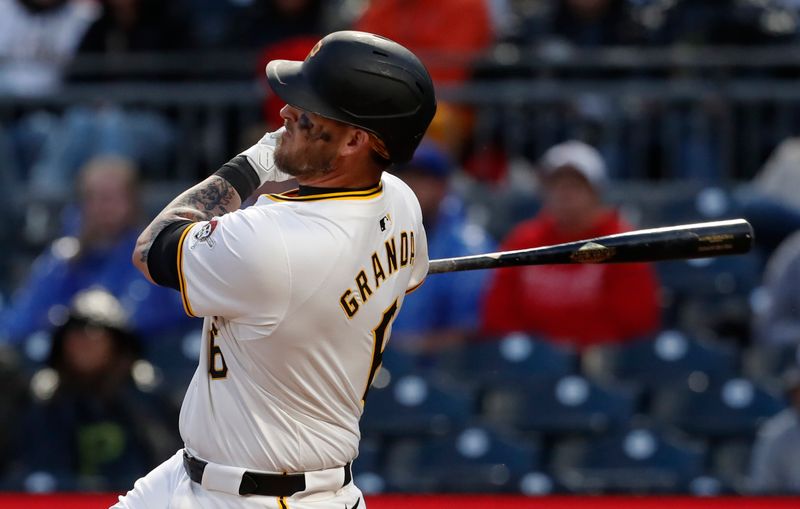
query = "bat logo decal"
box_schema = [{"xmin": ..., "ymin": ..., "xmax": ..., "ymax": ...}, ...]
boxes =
[{"xmin": 570, "ymin": 241, "xmax": 616, "ymax": 263}]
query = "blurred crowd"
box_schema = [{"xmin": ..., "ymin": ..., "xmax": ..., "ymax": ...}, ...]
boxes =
[{"xmin": 2, "ymin": 0, "xmax": 800, "ymax": 497}]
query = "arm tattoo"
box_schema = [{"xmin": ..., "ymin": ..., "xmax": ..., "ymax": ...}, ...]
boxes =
[
  {"xmin": 179, "ymin": 176, "xmax": 237, "ymax": 219},
  {"xmin": 137, "ymin": 176, "xmax": 240, "ymax": 264}
]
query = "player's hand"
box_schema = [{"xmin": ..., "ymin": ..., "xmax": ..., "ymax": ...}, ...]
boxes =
[{"xmin": 239, "ymin": 127, "xmax": 293, "ymax": 185}]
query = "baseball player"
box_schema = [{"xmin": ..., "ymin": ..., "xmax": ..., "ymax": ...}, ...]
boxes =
[{"xmin": 116, "ymin": 31, "xmax": 436, "ymax": 508}]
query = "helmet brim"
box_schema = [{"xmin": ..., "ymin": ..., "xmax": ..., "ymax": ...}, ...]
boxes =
[{"xmin": 266, "ymin": 60, "xmax": 337, "ymax": 121}]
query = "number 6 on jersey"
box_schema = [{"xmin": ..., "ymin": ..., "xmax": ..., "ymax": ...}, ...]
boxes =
[{"xmin": 362, "ymin": 298, "xmax": 399, "ymax": 403}]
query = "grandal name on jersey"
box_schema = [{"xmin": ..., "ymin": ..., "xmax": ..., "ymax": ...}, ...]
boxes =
[{"xmin": 339, "ymin": 230, "xmax": 416, "ymax": 318}]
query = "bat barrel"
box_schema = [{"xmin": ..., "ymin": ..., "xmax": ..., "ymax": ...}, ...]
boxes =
[
  {"xmin": 428, "ymin": 219, "xmax": 754, "ymax": 274},
  {"xmin": 569, "ymin": 218, "xmax": 754, "ymax": 263}
]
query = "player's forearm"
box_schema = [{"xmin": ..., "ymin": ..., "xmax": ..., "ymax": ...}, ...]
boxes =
[{"xmin": 133, "ymin": 175, "xmax": 242, "ymax": 281}]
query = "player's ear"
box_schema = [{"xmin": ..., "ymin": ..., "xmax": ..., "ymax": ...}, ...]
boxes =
[{"xmin": 339, "ymin": 128, "xmax": 371, "ymax": 158}]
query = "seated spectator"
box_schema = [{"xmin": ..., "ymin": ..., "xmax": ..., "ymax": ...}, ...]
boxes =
[
  {"xmin": 355, "ymin": 0, "xmax": 496, "ymax": 183},
  {"xmin": 77, "ymin": 0, "xmax": 192, "ymax": 57},
  {"xmin": 13, "ymin": 0, "xmax": 187, "ymax": 198},
  {"xmin": 480, "ymin": 140, "xmax": 660, "ymax": 350},
  {"xmin": 0, "ymin": 156, "xmax": 191, "ymax": 345},
  {"xmin": 741, "ymin": 137, "xmax": 800, "ymax": 257},
  {"xmin": 0, "ymin": 0, "xmax": 99, "ymax": 97},
  {"xmin": 24, "ymin": 105, "xmax": 175, "ymax": 198},
  {"xmin": 749, "ymin": 367, "xmax": 800, "ymax": 494},
  {"xmin": 8, "ymin": 289, "xmax": 180, "ymax": 491},
  {"xmin": 546, "ymin": 0, "xmax": 643, "ymax": 47},
  {"xmin": 752, "ymin": 230, "xmax": 800, "ymax": 346},
  {"xmin": 354, "ymin": 0, "xmax": 494, "ymax": 84},
  {"xmin": 655, "ymin": 0, "xmax": 791, "ymax": 46},
  {"xmin": 257, "ymin": 36, "xmax": 320, "ymax": 130},
  {"xmin": 390, "ymin": 141, "xmax": 495, "ymax": 355},
  {"xmin": 226, "ymin": 0, "xmax": 326, "ymax": 50}
]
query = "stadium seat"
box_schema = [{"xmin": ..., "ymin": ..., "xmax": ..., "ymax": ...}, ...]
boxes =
[
  {"xmin": 656, "ymin": 252, "xmax": 762, "ymax": 301},
  {"xmin": 707, "ymin": 438, "xmax": 754, "ymax": 494},
  {"xmin": 655, "ymin": 185, "xmax": 742, "ymax": 225},
  {"xmin": 459, "ymin": 182, "xmax": 541, "ymax": 242},
  {"xmin": 551, "ymin": 426, "xmax": 706, "ymax": 493},
  {"xmin": 352, "ymin": 437, "xmax": 387, "ymax": 495},
  {"xmin": 360, "ymin": 373, "xmax": 472, "ymax": 438},
  {"xmin": 447, "ymin": 333, "xmax": 577, "ymax": 386},
  {"xmin": 651, "ymin": 377, "xmax": 786, "ymax": 438},
  {"xmin": 587, "ymin": 330, "xmax": 738, "ymax": 391},
  {"xmin": 481, "ymin": 375, "xmax": 636, "ymax": 436},
  {"xmin": 143, "ymin": 328, "xmax": 202, "ymax": 406},
  {"xmin": 377, "ymin": 347, "xmax": 418, "ymax": 378},
  {"xmin": 396, "ymin": 424, "xmax": 547, "ymax": 493}
]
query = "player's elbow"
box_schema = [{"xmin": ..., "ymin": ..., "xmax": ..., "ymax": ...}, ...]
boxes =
[{"xmin": 132, "ymin": 235, "xmax": 156, "ymax": 284}]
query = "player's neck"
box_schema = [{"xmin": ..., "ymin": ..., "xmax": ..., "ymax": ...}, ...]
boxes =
[{"xmin": 296, "ymin": 166, "xmax": 381, "ymax": 190}]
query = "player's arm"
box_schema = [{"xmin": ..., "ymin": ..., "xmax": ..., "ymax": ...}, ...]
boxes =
[
  {"xmin": 132, "ymin": 167, "xmax": 247, "ymax": 287},
  {"xmin": 133, "ymin": 129, "xmax": 290, "ymax": 288}
]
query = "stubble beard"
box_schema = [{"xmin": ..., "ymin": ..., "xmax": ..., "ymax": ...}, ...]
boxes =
[{"xmin": 274, "ymin": 137, "xmax": 336, "ymax": 181}]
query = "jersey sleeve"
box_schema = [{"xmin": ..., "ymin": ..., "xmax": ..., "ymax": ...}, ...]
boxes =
[
  {"xmin": 177, "ymin": 208, "xmax": 290, "ymax": 329},
  {"xmin": 407, "ymin": 216, "xmax": 429, "ymax": 294}
]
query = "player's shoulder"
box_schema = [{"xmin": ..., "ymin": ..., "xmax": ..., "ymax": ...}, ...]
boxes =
[
  {"xmin": 193, "ymin": 205, "xmax": 280, "ymax": 247},
  {"xmin": 381, "ymin": 171, "xmax": 421, "ymax": 207},
  {"xmin": 382, "ymin": 170, "xmax": 411, "ymax": 194}
]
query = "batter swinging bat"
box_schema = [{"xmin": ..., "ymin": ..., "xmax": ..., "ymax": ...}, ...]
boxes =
[{"xmin": 428, "ymin": 218, "xmax": 754, "ymax": 275}]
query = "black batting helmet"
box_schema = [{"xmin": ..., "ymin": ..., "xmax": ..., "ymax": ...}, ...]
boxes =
[{"xmin": 266, "ymin": 30, "xmax": 437, "ymax": 163}]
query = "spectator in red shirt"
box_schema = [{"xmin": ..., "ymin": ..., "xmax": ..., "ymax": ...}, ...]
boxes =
[
  {"xmin": 354, "ymin": 0, "xmax": 497, "ymax": 181},
  {"xmin": 481, "ymin": 140, "xmax": 660, "ymax": 350},
  {"xmin": 354, "ymin": 0, "xmax": 493, "ymax": 85}
]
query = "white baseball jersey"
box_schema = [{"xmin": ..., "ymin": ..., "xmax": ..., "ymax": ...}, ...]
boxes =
[{"xmin": 174, "ymin": 172, "xmax": 427, "ymax": 474}]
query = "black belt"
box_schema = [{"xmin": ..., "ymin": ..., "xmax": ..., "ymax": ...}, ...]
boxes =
[{"xmin": 182, "ymin": 450, "xmax": 352, "ymax": 497}]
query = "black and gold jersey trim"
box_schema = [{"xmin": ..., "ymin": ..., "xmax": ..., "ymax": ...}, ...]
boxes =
[
  {"xmin": 277, "ymin": 496, "xmax": 290, "ymax": 509},
  {"xmin": 176, "ymin": 223, "xmax": 198, "ymax": 317},
  {"xmin": 264, "ymin": 182, "xmax": 383, "ymax": 202},
  {"xmin": 405, "ymin": 278, "xmax": 425, "ymax": 295}
]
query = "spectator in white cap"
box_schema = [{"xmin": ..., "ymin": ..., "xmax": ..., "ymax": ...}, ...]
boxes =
[
  {"xmin": 538, "ymin": 139, "xmax": 608, "ymax": 235},
  {"xmin": 480, "ymin": 140, "xmax": 660, "ymax": 350}
]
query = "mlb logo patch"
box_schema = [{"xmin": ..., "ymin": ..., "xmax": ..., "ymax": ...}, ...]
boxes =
[{"xmin": 379, "ymin": 214, "xmax": 392, "ymax": 232}]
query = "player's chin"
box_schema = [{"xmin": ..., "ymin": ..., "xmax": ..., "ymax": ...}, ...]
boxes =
[{"xmin": 274, "ymin": 151, "xmax": 299, "ymax": 178}]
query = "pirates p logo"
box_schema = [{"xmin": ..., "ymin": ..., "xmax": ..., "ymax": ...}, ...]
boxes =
[{"xmin": 190, "ymin": 219, "xmax": 218, "ymax": 249}]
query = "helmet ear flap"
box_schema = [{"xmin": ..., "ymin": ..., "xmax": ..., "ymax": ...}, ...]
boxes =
[{"xmin": 266, "ymin": 31, "xmax": 437, "ymax": 163}]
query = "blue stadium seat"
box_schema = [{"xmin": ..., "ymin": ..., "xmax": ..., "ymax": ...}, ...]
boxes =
[
  {"xmin": 481, "ymin": 375, "xmax": 635, "ymax": 435},
  {"xmin": 655, "ymin": 185, "xmax": 742, "ymax": 225},
  {"xmin": 656, "ymin": 252, "xmax": 762, "ymax": 301},
  {"xmin": 651, "ymin": 377, "xmax": 786, "ymax": 438},
  {"xmin": 360, "ymin": 373, "xmax": 472, "ymax": 437},
  {"xmin": 447, "ymin": 333, "xmax": 577, "ymax": 385},
  {"xmin": 552, "ymin": 426, "xmax": 706, "ymax": 493},
  {"xmin": 708, "ymin": 438, "xmax": 753, "ymax": 494},
  {"xmin": 412, "ymin": 424, "xmax": 545, "ymax": 493},
  {"xmin": 352, "ymin": 437, "xmax": 387, "ymax": 495},
  {"xmin": 593, "ymin": 330, "xmax": 738, "ymax": 389},
  {"xmin": 377, "ymin": 347, "xmax": 419, "ymax": 378},
  {"xmin": 143, "ymin": 328, "xmax": 202, "ymax": 405}
]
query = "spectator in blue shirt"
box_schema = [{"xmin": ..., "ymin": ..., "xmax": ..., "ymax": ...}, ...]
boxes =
[
  {"xmin": 0, "ymin": 156, "xmax": 191, "ymax": 347},
  {"xmin": 391, "ymin": 141, "xmax": 495, "ymax": 355}
]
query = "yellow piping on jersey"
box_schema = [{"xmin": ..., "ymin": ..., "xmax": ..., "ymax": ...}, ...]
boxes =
[
  {"xmin": 263, "ymin": 183, "xmax": 383, "ymax": 202},
  {"xmin": 176, "ymin": 223, "xmax": 198, "ymax": 317},
  {"xmin": 277, "ymin": 497, "xmax": 290, "ymax": 509},
  {"xmin": 405, "ymin": 278, "xmax": 425, "ymax": 295}
]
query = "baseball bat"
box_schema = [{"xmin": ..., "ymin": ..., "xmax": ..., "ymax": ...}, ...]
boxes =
[{"xmin": 428, "ymin": 218, "xmax": 754, "ymax": 274}]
